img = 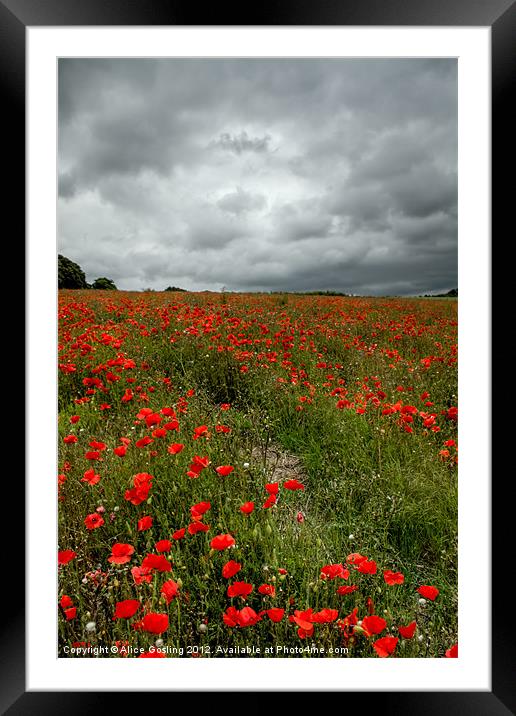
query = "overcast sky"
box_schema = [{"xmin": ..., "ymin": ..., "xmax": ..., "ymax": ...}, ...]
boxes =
[{"xmin": 58, "ymin": 58, "xmax": 457, "ymax": 295}]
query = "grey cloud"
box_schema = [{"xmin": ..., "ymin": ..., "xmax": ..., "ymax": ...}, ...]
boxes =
[
  {"xmin": 211, "ymin": 131, "xmax": 272, "ymax": 155},
  {"xmin": 217, "ymin": 187, "xmax": 267, "ymax": 214},
  {"xmin": 58, "ymin": 58, "xmax": 457, "ymax": 296},
  {"xmin": 58, "ymin": 172, "xmax": 77, "ymax": 199}
]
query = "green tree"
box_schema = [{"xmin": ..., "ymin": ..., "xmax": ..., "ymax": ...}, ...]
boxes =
[
  {"xmin": 58, "ymin": 254, "xmax": 88, "ymax": 289},
  {"xmin": 92, "ymin": 277, "xmax": 117, "ymax": 290}
]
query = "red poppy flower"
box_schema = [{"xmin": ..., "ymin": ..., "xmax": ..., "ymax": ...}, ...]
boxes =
[
  {"xmin": 292, "ymin": 609, "xmax": 314, "ymax": 631},
  {"xmin": 155, "ymin": 539, "xmax": 172, "ymax": 553},
  {"xmin": 223, "ymin": 607, "xmax": 240, "ymax": 627},
  {"xmin": 227, "ymin": 581, "xmax": 253, "ymax": 599},
  {"xmin": 361, "ymin": 615, "xmax": 387, "ymax": 636},
  {"xmin": 186, "ymin": 520, "xmax": 209, "ymax": 535},
  {"xmin": 58, "ymin": 550, "xmax": 76, "ymax": 565},
  {"xmin": 265, "ymin": 482, "xmax": 279, "ymax": 495},
  {"xmin": 263, "ymin": 494, "xmax": 277, "ymax": 509},
  {"xmin": 240, "ymin": 501, "xmax": 255, "ymax": 515},
  {"xmin": 60, "ymin": 595, "xmax": 73, "ymax": 608},
  {"xmin": 297, "ymin": 625, "xmax": 314, "ymax": 639},
  {"xmin": 339, "ymin": 607, "xmax": 359, "ymax": 633},
  {"xmin": 398, "ymin": 621, "xmax": 417, "ymax": 639},
  {"xmin": 139, "ymin": 613, "xmax": 169, "ymax": 634},
  {"xmin": 215, "ymin": 465, "xmax": 234, "ymax": 477},
  {"xmin": 311, "ymin": 608, "xmax": 338, "ymax": 624},
  {"xmin": 320, "ymin": 564, "xmax": 349, "ymax": 580},
  {"xmin": 108, "ymin": 543, "xmax": 135, "ymax": 564},
  {"xmin": 161, "ymin": 579, "xmax": 180, "ymax": 604},
  {"xmin": 357, "ymin": 559, "xmax": 377, "ymax": 574},
  {"xmin": 283, "ymin": 479, "xmax": 305, "ymax": 490},
  {"xmin": 337, "ymin": 585, "xmax": 359, "ymax": 596},
  {"xmin": 145, "ymin": 413, "xmax": 161, "ymax": 428},
  {"xmin": 152, "ymin": 428, "xmax": 167, "ymax": 439},
  {"xmin": 139, "ymin": 650, "xmax": 166, "ymax": 658},
  {"xmin": 135, "ymin": 436, "xmax": 153, "ymax": 448},
  {"xmin": 193, "ymin": 425, "xmax": 210, "ymax": 440},
  {"xmin": 84, "ymin": 450, "xmax": 101, "ymax": 460},
  {"xmin": 417, "ymin": 585, "xmax": 439, "ymax": 601},
  {"xmin": 82, "ymin": 468, "xmax": 101, "ymax": 485},
  {"xmin": 63, "ymin": 435, "xmax": 78, "ymax": 444},
  {"xmin": 215, "ymin": 424, "xmax": 231, "ymax": 433},
  {"xmin": 222, "ymin": 560, "xmax": 242, "ymax": 579},
  {"xmin": 373, "ymin": 636, "xmax": 398, "ymax": 657},
  {"xmin": 70, "ymin": 415, "xmax": 80, "ymax": 424},
  {"xmin": 258, "ymin": 584, "xmax": 276, "ymax": 597},
  {"xmin": 137, "ymin": 516, "xmax": 153, "ymax": 531},
  {"xmin": 64, "ymin": 607, "xmax": 77, "ymax": 621},
  {"xmin": 266, "ymin": 608, "xmax": 285, "ymax": 623},
  {"xmin": 220, "ymin": 403, "xmax": 231, "ymax": 410},
  {"xmin": 210, "ymin": 534, "xmax": 236, "ymax": 550},
  {"xmin": 191, "ymin": 501, "xmax": 211, "ymax": 518},
  {"xmin": 113, "ymin": 445, "xmax": 127, "ymax": 457},
  {"xmin": 131, "ymin": 566, "xmax": 153, "ymax": 585},
  {"xmin": 88, "ymin": 441, "xmax": 107, "ymax": 451},
  {"xmin": 114, "ymin": 599, "xmax": 141, "ymax": 619},
  {"xmin": 136, "ymin": 408, "xmax": 154, "ymax": 420},
  {"xmin": 347, "ymin": 553, "xmax": 367, "ymax": 565},
  {"xmin": 384, "ymin": 570, "xmax": 404, "ymax": 585},
  {"xmin": 167, "ymin": 443, "xmax": 184, "ymax": 455},
  {"xmin": 172, "ymin": 528, "xmax": 186, "ymax": 540},
  {"xmin": 237, "ymin": 607, "xmax": 261, "ymax": 627},
  {"xmin": 445, "ymin": 643, "xmax": 458, "ymax": 658},
  {"xmin": 141, "ymin": 554, "xmax": 172, "ymax": 572},
  {"xmin": 84, "ymin": 513, "xmax": 104, "ymax": 530}
]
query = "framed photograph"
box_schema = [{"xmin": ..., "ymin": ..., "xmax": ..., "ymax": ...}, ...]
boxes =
[{"xmin": 9, "ymin": 0, "xmax": 507, "ymax": 709}]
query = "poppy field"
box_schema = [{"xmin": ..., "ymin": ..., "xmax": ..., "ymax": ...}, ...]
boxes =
[{"xmin": 58, "ymin": 291, "xmax": 458, "ymax": 658}]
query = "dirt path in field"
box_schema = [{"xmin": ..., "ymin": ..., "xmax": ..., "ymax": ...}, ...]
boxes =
[{"xmin": 250, "ymin": 443, "xmax": 306, "ymax": 483}]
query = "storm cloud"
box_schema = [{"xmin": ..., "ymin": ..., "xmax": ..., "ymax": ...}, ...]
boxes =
[{"xmin": 58, "ymin": 58, "xmax": 457, "ymax": 295}]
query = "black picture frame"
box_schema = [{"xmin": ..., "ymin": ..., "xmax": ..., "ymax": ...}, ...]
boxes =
[{"xmin": 8, "ymin": 0, "xmax": 509, "ymax": 711}]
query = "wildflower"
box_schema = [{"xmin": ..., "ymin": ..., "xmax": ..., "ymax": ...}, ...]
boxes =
[
  {"xmin": 417, "ymin": 585, "xmax": 439, "ymax": 601},
  {"xmin": 398, "ymin": 621, "xmax": 417, "ymax": 639},
  {"xmin": 215, "ymin": 465, "xmax": 234, "ymax": 477},
  {"xmin": 161, "ymin": 579, "xmax": 180, "ymax": 604},
  {"xmin": 210, "ymin": 534, "xmax": 236, "ymax": 550},
  {"xmin": 137, "ymin": 516, "xmax": 153, "ymax": 532},
  {"xmin": 373, "ymin": 636, "xmax": 398, "ymax": 657},
  {"xmin": 84, "ymin": 513, "xmax": 104, "ymax": 530},
  {"xmin": 222, "ymin": 561, "xmax": 242, "ymax": 579},
  {"xmin": 108, "ymin": 543, "xmax": 135, "ymax": 564},
  {"xmin": 361, "ymin": 615, "xmax": 387, "ymax": 636},
  {"xmin": 445, "ymin": 643, "xmax": 458, "ymax": 658},
  {"xmin": 58, "ymin": 550, "xmax": 76, "ymax": 565},
  {"xmin": 384, "ymin": 570, "xmax": 404, "ymax": 585}
]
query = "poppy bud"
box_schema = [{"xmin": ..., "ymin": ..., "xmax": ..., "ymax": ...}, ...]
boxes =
[
  {"xmin": 198, "ymin": 623, "xmax": 208, "ymax": 634},
  {"xmin": 176, "ymin": 578, "xmax": 183, "ymax": 589},
  {"xmin": 265, "ymin": 523, "xmax": 272, "ymax": 535}
]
